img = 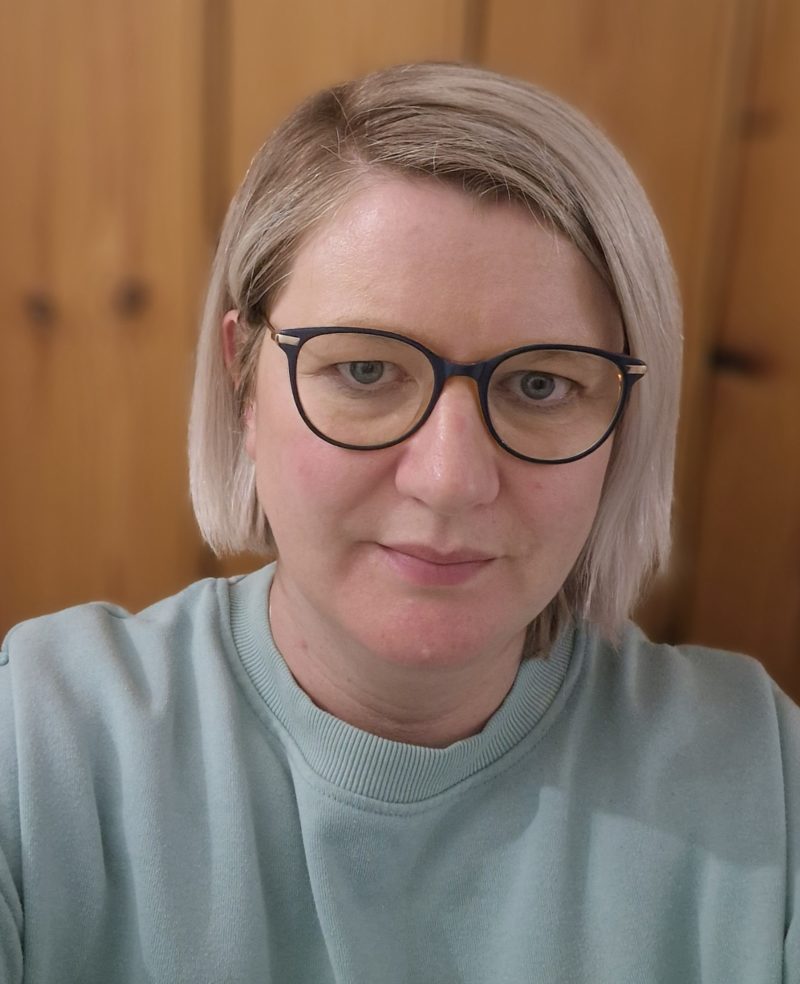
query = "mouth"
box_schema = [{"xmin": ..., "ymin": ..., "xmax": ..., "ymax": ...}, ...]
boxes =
[
  {"xmin": 377, "ymin": 543, "xmax": 496, "ymax": 586},
  {"xmin": 382, "ymin": 543, "xmax": 496, "ymax": 565}
]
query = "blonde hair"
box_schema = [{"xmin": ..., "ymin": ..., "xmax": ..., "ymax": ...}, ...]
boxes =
[{"xmin": 189, "ymin": 62, "xmax": 682, "ymax": 651}]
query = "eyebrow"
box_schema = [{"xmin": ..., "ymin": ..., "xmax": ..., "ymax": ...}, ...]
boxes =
[
  {"xmin": 321, "ymin": 315, "xmax": 403, "ymax": 332},
  {"xmin": 284, "ymin": 315, "xmax": 621, "ymax": 349}
]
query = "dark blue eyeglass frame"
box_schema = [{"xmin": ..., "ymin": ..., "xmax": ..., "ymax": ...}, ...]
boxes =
[{"xmin": 267, "ymin": 323, "xmax": 647, "ymax": 465}]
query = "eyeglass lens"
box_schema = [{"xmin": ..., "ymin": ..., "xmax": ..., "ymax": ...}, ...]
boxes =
[{"xmin": 293, "ymin": 332, "xmax": 624, "ymax": 461}]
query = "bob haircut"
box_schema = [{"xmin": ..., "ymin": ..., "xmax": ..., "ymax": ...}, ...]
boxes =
[{"xmin": 189, "ymin": 61, "xmax": 682, "ymax": 653}]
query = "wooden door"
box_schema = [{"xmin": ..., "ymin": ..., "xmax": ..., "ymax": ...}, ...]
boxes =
[
  {"xmin": 0, "ymin": 1, "xmax": 209, "ymax": 631},
  {"xmin": 687, "ymin": 0, "xmax": 800, "ymax": 698}
]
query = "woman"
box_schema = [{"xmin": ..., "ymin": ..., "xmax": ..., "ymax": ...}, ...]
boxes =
[{"xmin": 1, "ymin": 63, "xmax": 797, "ymax": 983}]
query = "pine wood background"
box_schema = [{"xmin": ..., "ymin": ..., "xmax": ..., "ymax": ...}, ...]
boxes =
[{"xmin": 2, "ymin": 0, "xmax": 798, "ymax": 700}]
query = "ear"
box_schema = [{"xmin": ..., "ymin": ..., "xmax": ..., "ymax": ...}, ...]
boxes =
[{"xmin": 221, "ymin": 309, "xmax": 240, "ymax": 374}]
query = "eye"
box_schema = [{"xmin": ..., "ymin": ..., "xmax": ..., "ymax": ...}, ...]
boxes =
[
  {"xmin": 516, "ymin": 372, "xmax": 573, "ymax": 402},
  {"xmin": 337, "ymin": 361, "xmax": 387, "ymax": 385},
  {"xmin": 520, "ymin": 372, "xmax": 554, "ymax": 400}
]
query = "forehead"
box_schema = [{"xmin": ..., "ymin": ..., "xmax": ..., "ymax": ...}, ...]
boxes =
[{"xmin": 269, "ymin": 176, "xmax": 623, "ymax": 358}]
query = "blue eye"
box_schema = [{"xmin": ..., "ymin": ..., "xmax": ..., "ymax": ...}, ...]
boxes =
[
  {"xmin": 341, "ymin": 362, "xmax": 385, "ymax": 384},
  {"xmin": 519, "ymin": 373, "xmax": 557, "ymax": 400}
]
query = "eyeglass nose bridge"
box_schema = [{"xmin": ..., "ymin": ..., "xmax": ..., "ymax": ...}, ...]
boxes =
[
  {"xmin": 437, "ymin": 357, "xmax": 493, "ymax": 384},
  {"xmin": 421, "ymin": 355, "xmax": 501, "ymax": 441}
]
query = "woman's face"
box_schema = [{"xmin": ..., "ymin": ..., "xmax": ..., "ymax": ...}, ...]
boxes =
[{"xmin": 244, "ymin": 177, "xmax": 623, "ymax": 668}]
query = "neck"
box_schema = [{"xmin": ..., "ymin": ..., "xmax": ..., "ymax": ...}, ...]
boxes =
[{"xmin": 267, "ymin": 571, "xmax": 524, "ymax": 748}]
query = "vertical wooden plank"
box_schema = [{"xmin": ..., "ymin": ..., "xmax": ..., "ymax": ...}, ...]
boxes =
[
  {"xmin": 479, "ymin": 0, "xmax": 758, "ymax": 637},
  {"xmin": 688, "ymin": 0, "xmax": 800, "ymax": 697},
  {"xmin": 0, "ymin": 0, "xmax": 209, "ymax": 632}
]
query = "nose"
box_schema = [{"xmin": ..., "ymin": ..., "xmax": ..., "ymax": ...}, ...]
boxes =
[{"xmin": 393, "ymin": 378, "xmax": 501, "ymax": 514}]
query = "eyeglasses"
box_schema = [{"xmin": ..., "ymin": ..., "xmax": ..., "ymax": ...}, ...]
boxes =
[{"xmin": 268, "ymin": 324, "xmax": 646, "ymax": 464}]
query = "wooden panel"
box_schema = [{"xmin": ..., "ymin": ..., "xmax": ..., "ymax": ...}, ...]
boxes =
[
  {"xmin": 688, "ymin": 0, "xmax": 800, "ymax": 697},
  {"xmin": 480, "ymin": 0, "xmax": 758, "ymax": 636},
  {"xmin": 0, "ymin": 1, "xmax": 209, "ymax": 634}
]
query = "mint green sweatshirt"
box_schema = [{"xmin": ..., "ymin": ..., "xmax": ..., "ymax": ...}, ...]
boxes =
[{"xmin": 1, "ymin": 564, "xmax": 798, "ymax": 983}]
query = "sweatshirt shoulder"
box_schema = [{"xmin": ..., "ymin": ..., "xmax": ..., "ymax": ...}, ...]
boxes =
[
  {"xmin": 579, "ymin": 621, "xmax": 796, "ymax": 745},
  {"xmin": 600, "ymin": 621, "xmax": 776, "ymax": 692},
  {"xmin": 0, "ymin": 575, "xmax": 238, "ymax": 676}
]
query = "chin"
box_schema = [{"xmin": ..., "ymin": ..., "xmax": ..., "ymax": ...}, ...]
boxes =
[{"xmin": 346, "ymin": 599, "xmax": 525, "ymax": 670}]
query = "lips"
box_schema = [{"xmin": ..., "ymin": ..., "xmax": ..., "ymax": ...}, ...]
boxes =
[
  {"xmin": 377, "ymin": 542, "xmax": 496, "ymax": 587},
  {"xmin": 381, "ymin": 543, "xmax": 496, "ymax": 565}
]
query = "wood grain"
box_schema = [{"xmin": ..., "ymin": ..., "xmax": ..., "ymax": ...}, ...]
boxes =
[
  {"xmin": 688, "ymin": 0, "xmax": 800, "ymax": 696},
  {"xmin": 0, "ymin": 1, "xmax": 209, "ymax": 632}
]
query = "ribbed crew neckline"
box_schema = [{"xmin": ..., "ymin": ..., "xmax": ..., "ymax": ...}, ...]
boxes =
[{"xmin": 227, "ymin": 564, "xmax": 580, "ymax": 804}]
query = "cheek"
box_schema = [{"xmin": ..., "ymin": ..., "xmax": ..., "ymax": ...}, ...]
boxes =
[
  {"xmin": 251, "ymin": 400, "xmax": 317, "ymax": 510},
  {"xmin": 558, "ymin": 455, "xmax": 609, "ymax": 542},
  {"xmin": 513, "ymin": 448, "xmax": 610, "ymax": 553},
  {"xmin": 248, "ymin": 351, "xmax": 313, "ymax": 484},
  {"xmin": 250, "ymin": 386, "xmax": 394, "ymax": 544}
]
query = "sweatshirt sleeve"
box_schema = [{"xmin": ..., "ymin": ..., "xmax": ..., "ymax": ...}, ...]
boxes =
[
  {"xmin": 775, "ymin": 683, "xmax": 800, "ymax": 984},
  {"xmin": 0, "ymin": 641, "xmax": 24, "ymax": 983}
]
